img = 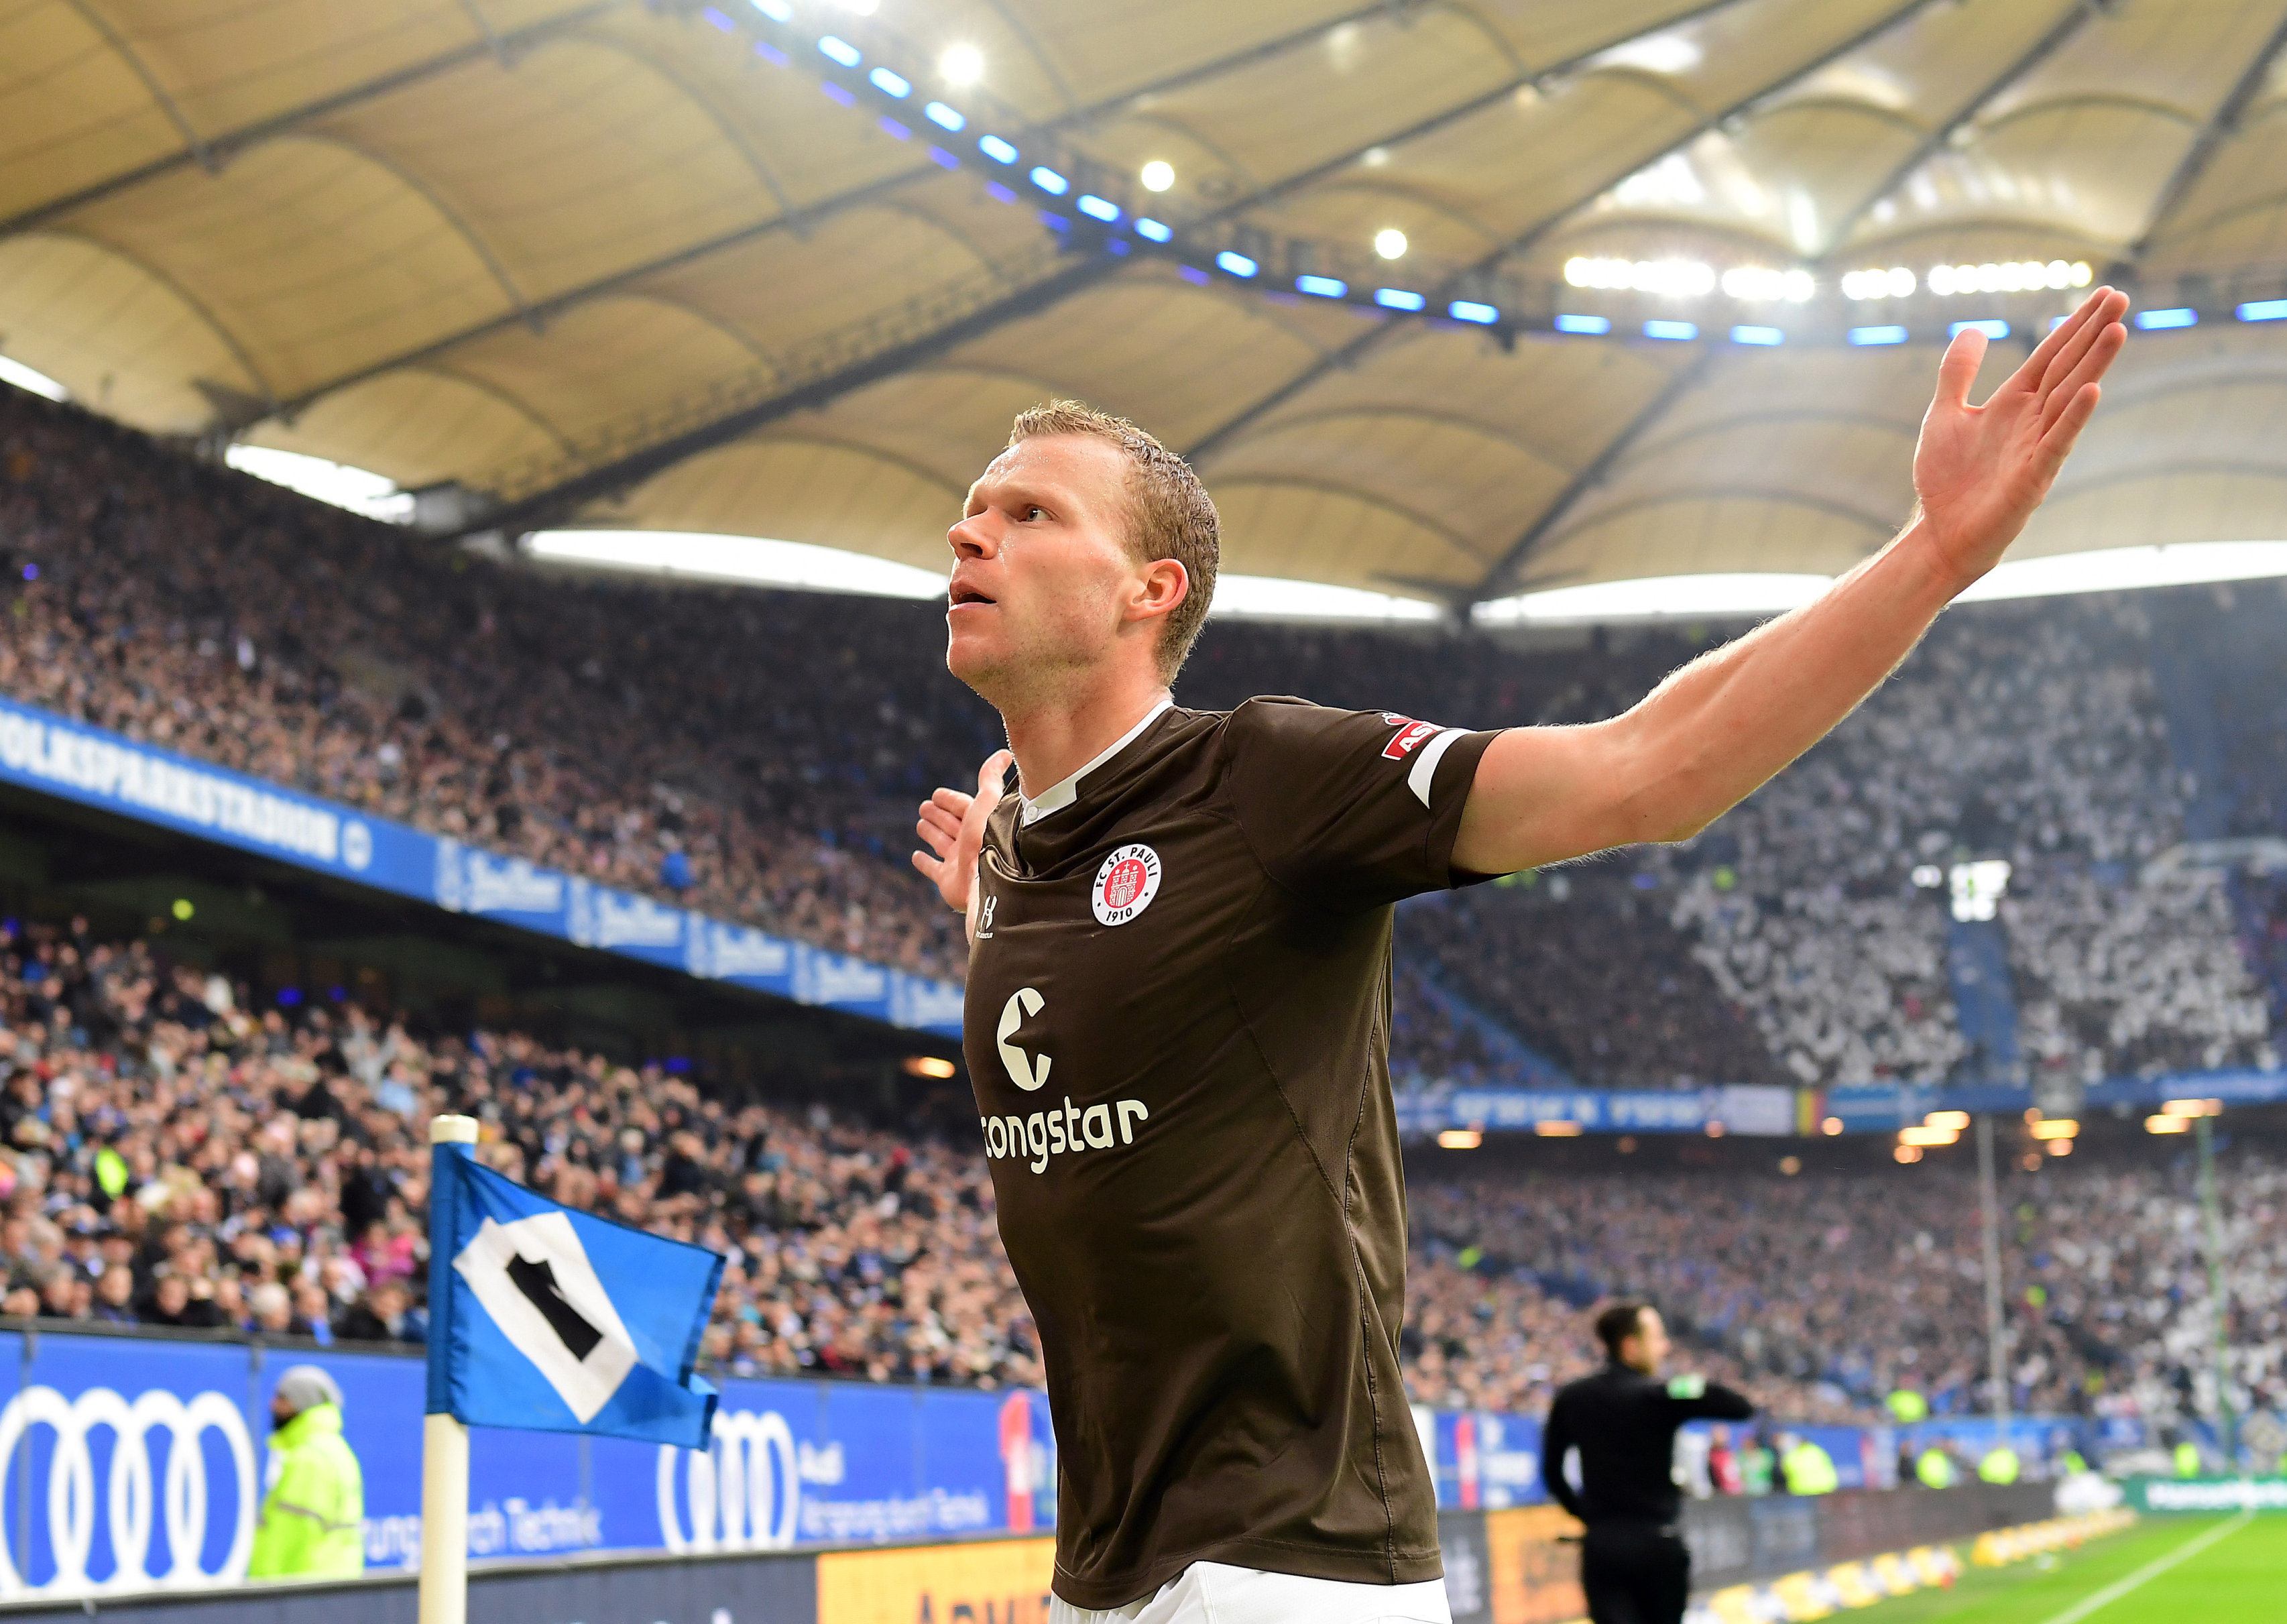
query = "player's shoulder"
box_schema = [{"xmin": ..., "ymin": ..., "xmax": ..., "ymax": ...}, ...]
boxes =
[{"xmin": 1214, "ymin": 695, "xmax": 1420, "ymax": 752}]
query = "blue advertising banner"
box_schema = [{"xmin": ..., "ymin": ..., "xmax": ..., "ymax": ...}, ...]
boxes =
[
  {"xmin": 0, "ymin": 1333, "xmax": 1056, "ymax": 1601},
  {"xmin": 0, "ymin": 693, "xmax": 963, "ymax": 1036}
]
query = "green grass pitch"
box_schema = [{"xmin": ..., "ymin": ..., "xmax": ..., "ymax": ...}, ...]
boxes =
[{"xmin": 1841, "ymin": 1511, "xmax": 2285, "ymax": 1624}]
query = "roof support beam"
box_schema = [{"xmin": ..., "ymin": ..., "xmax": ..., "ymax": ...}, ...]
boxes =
[
  {"xmin": 58, "ymin": 0, "xmax": 214, "ymax": 173},
  {"xmin": 1183, "ymin": 0, "xmax": 1934, "ymax": 469},
  {"xmin": 451, "ymin": 253, "xmax": 1118, "ymax": 537},
  {"xmin": 1468, "ymin": 349, "xmax": 1718, "ymax": 603},
  {"xmin": 41, "ymin": 227, "xmax": 278, "ymax": 408},
  {"xmin": 577, "ymin": 33, "xmax": 801, "ymax": 225},
  {"xmin": 1816, "ymin": 0, "xmax": 2098, "ymax": 262},
  {"xmin": 0, "ymin": 1, "xmax": 624, "ymax": 236},
  {"xmin": 300, "ymin": 133, "xmax": 538, "ymax": 330},
  {"xmin": 2119, "ymin": 5, "xmax": 2287, "ymax": 267}
]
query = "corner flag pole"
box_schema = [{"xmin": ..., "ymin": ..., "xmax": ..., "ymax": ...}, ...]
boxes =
[{"xmin": 420, "ymin": 1114, "xmax": 479, "ymax": 1624}]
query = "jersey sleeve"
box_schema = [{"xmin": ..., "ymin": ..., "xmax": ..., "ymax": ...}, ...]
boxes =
[
  {"xmin": 1220, "ymin": 698, "xmax": 1502, "ymax": 909},
  {"xmin": 1664, "ymin": 1373, "xmax": 1756, "ymax": 1422}
]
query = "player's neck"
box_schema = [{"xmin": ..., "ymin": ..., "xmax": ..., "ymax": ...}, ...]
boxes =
[{"xmin": 1000, "ymin": 673, "xmax": 1172, "ymax": 803}]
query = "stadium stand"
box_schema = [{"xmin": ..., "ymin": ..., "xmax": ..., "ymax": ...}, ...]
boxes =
[
  {"xmin": 1, "ymin": 391, "xmax": 2278, "ymax": 1090},
  {"xmin": 7, "ymin": 917, "xmax": 2280, "ymax": 1438}
]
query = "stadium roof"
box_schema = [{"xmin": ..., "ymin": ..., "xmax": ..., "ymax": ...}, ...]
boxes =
[{"xmin": 4, "ymin": 0, "xmax": 2286, "ymax": 610}]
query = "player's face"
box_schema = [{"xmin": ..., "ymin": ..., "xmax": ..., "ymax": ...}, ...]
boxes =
[
  {"xmin": 1627, "ymin": 1308, "xmax": 1672, "ymax": 1374},
  {"xmin": 945, "ymin": 436, "xmax": 1149, "ymax": 703}
]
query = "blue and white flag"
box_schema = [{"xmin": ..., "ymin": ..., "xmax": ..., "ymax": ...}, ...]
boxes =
[{"xmin": 425, "ymin": 1142, "xmax": 722, "ymax": 1447}]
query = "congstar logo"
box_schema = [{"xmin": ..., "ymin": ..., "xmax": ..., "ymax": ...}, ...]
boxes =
[{"xmin": 982, "ymin": 986, "xmax": 1150, "ymax": 1173}]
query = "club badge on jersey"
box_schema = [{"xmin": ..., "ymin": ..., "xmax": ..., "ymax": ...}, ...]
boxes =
[{"xmin": 1092, "ymin": 844, "xmax": 1162, "ymax": 926}]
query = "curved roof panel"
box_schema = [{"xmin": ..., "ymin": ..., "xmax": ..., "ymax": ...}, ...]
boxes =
[{"xmin": 1, "ymin": 0, "xmax": 2284, "ymax": 607}]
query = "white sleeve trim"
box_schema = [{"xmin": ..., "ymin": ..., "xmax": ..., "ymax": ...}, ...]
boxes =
[{"xmin": 1407, "ymin": 728, "xmax": 1462, "ymax": 808}]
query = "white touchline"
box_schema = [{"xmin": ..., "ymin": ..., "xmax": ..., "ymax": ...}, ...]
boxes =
[{"xmin": 2030, "ymin": 1509, "xmax": 2253, "ymax": 1624}]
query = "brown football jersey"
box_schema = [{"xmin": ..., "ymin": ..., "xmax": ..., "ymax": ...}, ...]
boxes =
[{"xmin": 961, "ymin": 696, "xmax": 1499, "ymax": 1608}]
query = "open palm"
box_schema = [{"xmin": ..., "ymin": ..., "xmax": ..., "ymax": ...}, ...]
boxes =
[{"xmin": 1912, "ymin": 286, "xmax": 2129, "ymax": 587}]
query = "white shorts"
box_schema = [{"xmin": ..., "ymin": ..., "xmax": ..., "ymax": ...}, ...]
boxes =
[{"xmin": 1049, "ymin": 1562, "xmax": 1452, "ymax": 1624}]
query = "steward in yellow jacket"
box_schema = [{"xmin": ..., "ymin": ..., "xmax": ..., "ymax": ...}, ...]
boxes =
[{"xmin": 249, "ymin": 1365, "xmax": 365, "ymax": 1578}]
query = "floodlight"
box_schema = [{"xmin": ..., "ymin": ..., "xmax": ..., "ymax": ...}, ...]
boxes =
[
  {"xmin": 1642, "ymin": 319, "xmax": 1697, "ymax": 341},
  {"xmin": 939, "ymin": 43, "xmax": 984, "ymax": 85},
  {"xmin": 1730, "ymin": 325, "xmax": 1783, "ymax": 346},
  {"xmin": 868, "ymin": 66, "xmax": 911, "ymax": 97},
  {"xmin": 2134, "ymin": 308, "xmax": 2196, "ymax": 330},
  {"xmin": 817, "ymin": 35, "xmax": 861, "ymax": 68},
  {"xmin": 1216, "ymin": 251, "xmax": 1258, "ymax": 278},
  {"xmin": 1134, "ymin": 217, "xmax": 1172, "ymax": 242},
  {"xmin": 1374, "ymin": 228, "xmax": 1408, "ymax": 260},
  {"xmin": 976, "ymin": 135, "xmax": 1018, "ymax": 164},
  {"xmin": 1029, "ymin": 166, "xmax": 1068, "ymax": 195},
  {"xmin": 1449, "ymin": 300, "xmax": 1500, "ymax": 324},
  {"xmin": 1076, "ymin": 194, "xmax": 1118, "ymax": 223},
  {"xmin": 1295, "ymin": 275, "xmax": 1347, "ymax": 298},
  {"xmin": 1140, "ymin": 160, "xmax": 1175, "ymax": 192},
  {"xmin": 1849, "ymin": 325, "xmax": 1908, "ymax": 345},
  {"xmin": 1950, "ymin": 319, "xmax": 2009, "ymax": 340},
  {"xmin": 1553, "ymin": 313, "xmax": 1610, "ymax": 335},
  {"xmin": 923, "ymin": 101, "xmax": 964, "ymax": 131},
  {"xmin": 1374, "ymin": 288, "xmax": 1426, "ymax": 311}
]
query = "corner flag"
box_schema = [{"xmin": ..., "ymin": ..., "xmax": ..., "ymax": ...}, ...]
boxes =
[{"xmin": 425, "ymin": 1135, "xmax": 722, "ymax": 1448}]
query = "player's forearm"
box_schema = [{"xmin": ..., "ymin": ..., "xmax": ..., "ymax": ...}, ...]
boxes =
[{"xmin": 1592, "ymin": 519, "xmax": 1958, "ymax": 850}]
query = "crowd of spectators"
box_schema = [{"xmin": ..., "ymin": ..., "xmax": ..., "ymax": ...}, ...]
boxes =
[
  {"xmin": 1646, "ymin": 599, "xmax": 2272, "ymax": 1084},
  {"xmin": 11, "ymin": 914, "xmax": 2282, "ymax": 1440},
  {"xmin": 0, "ymin": 921, "xmax": 1040, "ymax": 1388},
  {"xmin": 0, "ymin": 390, "xmax": 1000, "ymax": 984},
  {"xmin": 0, "ymin": 386, "xmax": 2279, "ymax": 1096},
  {"xmin": 1411, "ymin": 1141, "xmax": 2287, "ymax": 1435},
  {"xmin": 1399, "ymin": 880, "xmax": 1783, "ymax": 1088}
]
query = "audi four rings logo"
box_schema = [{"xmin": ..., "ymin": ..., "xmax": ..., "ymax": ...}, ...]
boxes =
[
  {"xmin": 656, "ymin": 1407, "xmax": 801, "ymax": 1553},
  {"xmin": 0, "ymin": 1385, "xmax": 257, "ymax": 1596}
]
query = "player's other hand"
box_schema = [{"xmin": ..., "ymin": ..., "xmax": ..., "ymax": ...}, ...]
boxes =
[
  {"xmin": 913, "ymin": 749, "xmax": 1013, "ymax": 915},
  {"xmin": 1912, "ymin": 284, "xmax": 2128, "ymax": 591}
]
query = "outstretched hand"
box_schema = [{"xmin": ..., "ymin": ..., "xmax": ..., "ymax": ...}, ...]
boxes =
[
  {"xmin": 1911, "ymin": 285, "xmax": 2129, "ymax": 588},
  {"xmin": 912, "ymin": 749, "xmax": 1013, "ymax": 916}
]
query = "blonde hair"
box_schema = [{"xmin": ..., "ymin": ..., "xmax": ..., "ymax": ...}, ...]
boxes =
[{"xmin": 1008, "ymin": 400, "xmax": 1218, "ymax": 682}]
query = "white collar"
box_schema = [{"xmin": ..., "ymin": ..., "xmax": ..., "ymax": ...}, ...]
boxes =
[{"xmin": 1019, "ymin": 699, "xmax": 1173, "ymax": 827}]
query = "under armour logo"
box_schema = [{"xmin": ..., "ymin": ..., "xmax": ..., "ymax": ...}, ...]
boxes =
[
  {"xmin": 979, "ymin": 894, "xmax": 998, "ymax": 937},
  {"xmin": 996, "ymin": 986, "xmax": 1050, "ymax": 1092}
]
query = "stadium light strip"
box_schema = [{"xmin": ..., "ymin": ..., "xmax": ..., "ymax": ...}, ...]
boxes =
[
  {"xmin": 1474, "ymin": 542, "xmax": 2287, "ymax": 626},
  {"xmin": 526, "ymin": 532, "xmax": 1444, "ymax": 622},
  {"xmin": 699, "ymin": 3, "xmax": 2287, "ymax": 354}
]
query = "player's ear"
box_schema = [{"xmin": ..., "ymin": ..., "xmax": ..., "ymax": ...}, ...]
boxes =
[{"xmin": 1126, "ymin": 559, "xmax": 1188, "ymax": 628}]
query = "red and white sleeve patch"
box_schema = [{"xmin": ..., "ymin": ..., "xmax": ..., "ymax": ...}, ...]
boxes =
[{"xmin": 1382, "ymin": 719, "xmax": 1440, "ymax": 760}]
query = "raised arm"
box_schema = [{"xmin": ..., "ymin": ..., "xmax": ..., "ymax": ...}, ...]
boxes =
[{"xmin": 1454, "ymin": 287, "xmax": 2129, "ymax": 877}]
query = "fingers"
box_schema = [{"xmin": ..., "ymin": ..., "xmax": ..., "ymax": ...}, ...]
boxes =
[
  {"xmin": 2038, "ymin": 382, "xmax": 2103, "ymax": 471},
  {"xmin": 2033, "ymin": 289, "xmax": 2128, "ymax": 406},
  {"xmin": 915, "ymin": 814, "xmax": 957, "ymax": 860},
  {"xmin": 911, "ymin": 849, "xmax": 944, "ymax": 882},
  {"xmin": 974, "ymin": 748, "xmax": 1014, "ymax": 799},
  {"xmin": 2015, "ymin": 286, "xmax": 2115, "ymax": 392},
  {"xmin": 1934, "ymin": 327, "xmax": 1987, "ymax": 409},
  {"xmin": 2039, "ymin": 315, "xmax": 2127, "ymax": 433},
  {"xmin": 918, "ymin": 797, "xmax": 965, "ymax": 841}
]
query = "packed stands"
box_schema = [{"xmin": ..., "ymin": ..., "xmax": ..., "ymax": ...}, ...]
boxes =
[
  {"xmin": 1411, "ymin": 1147, "xmax": 2287, "ymax": 1433},
  {"xmin": 10, "ymin": 916, "xmax": 2282, "ymax": 1440},
  {"xmin": 0, "ymin": 388, "xmax": 2278, "ymax": 1088},
  {"xmin": 0, "ymin": 389, "xmax": 998, "ymax": 985}
]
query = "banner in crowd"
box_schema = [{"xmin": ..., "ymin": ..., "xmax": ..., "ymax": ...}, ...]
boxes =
[
  {"xmin": 0, "ymin": 693, "xmax": 963, "ymax": 1036},
  {"xmin": 1396, "ymin": 1067, "xmax": 2287, "ymax": 1139}
]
